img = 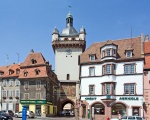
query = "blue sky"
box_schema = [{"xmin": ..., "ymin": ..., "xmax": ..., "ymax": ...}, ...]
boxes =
[{"xmin": 0, "ymin": 0, "xmax": 150, "ymax": 70}]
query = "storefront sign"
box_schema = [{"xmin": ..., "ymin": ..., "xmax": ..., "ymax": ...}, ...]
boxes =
[
  {"xmin": 85, "ymin": 97, "xmax": 97, "ymax": 100},
  {"xmin": 20, "ymin": 100, "xmax": 47, "ymax": 104},
  {"xmin": 119, "ymin": 97, "xmax": 139, "ymax": 100}
]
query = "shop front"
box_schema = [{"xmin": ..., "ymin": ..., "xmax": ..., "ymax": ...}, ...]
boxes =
[
  {"xmin": 81, "ymin": 96, "xmax": 144, "ymax": 119},
  {"xmin": 20, "ymin": 100, "xmax": 57, "ymax": 117}
]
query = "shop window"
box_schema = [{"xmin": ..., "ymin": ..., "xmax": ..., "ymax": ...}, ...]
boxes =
[
  {"xmin": 132, "ymin": 107, "xmax": 140, "ymax": 116},
  {"xmin": 112, "ymin": 103, "xmax": 126, "ymax": 116},
  {"xmin": 124, "ymin": 83, "xmax": 135, "ymax": 95},
  {"xmin": 124, "ymin": 64, "xmax": 135, "ymax": 74},
  {"xmin": 92, "ymin": 103, "xmax": 105, "ymax": 115},
  {"xmin": 89, "ymin": 85, "xmax": 95, "ymax": 95},
  {"xmin": 89, "ymin": 67, "xmax": 95, "ymax": 76},
  {"xmin": 102, "ymin": 83, "xmax": 116, "ymax": 95}
]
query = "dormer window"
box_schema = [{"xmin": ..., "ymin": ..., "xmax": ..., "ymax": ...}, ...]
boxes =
[
  {"xmin": 23, "ymin": 70, "xmax": 28, "ymax": 77},
  {"xmin": 126, "ymin": 51, "xmax": 132, "ymax": 58},
  {"xmin": 9, "ymin": 69, "xmax": 14, "ymax": 75},
  {"xmin": 16, "ymin": 68, "xmax": 20, "ymax": 74},
  {"xmin": 0, "ymin": 71, "xmax": 4, "ymax": 76},
  {"xmin": 31, "ymin": 59, "xmax": 37, "ymax": 64},
  {"xmin": 101, "ymin": 48, "xmax": 117, "ymax": 58},
  {"xmin": 90, "ymin": 54, "xmax": 95, "ymax": 61},
  {"xmin": 35, "ymin": 69, "xmax": 40, "ymax": 75}
]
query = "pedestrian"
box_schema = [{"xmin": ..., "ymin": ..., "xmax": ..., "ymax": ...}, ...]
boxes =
[{"xmin": 118, "ymin": 112, "xmax": 121, "ymax": 120}]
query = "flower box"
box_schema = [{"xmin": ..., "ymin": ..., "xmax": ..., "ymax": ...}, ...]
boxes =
[
  {"xmin": 3, "ymin": 97, "xmax": 6, "ymax": 99},
  {"xmin": 9, "ymin": 97, "xmax": 12, "ymax": 99},
  {"xmin": 15, "ymin": 96, "xmax": 19, "ymax": 99}
]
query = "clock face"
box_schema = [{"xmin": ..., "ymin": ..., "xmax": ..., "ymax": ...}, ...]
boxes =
[{"xmin": 66, "ymin": 49, "xmax": 72, "ymax": 55}]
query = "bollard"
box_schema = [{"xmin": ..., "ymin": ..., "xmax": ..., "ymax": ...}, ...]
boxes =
[{"xmin": 22, "ymin": 106, "xmax": 27, "ymax": 120}]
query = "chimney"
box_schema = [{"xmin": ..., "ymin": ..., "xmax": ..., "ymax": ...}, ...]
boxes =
[{"xmin": 145, "ymin": 35, "xmax": 149, "ymax": 42}]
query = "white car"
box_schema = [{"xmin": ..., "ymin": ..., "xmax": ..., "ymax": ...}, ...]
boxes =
[
  {"xmin": 121, "ymin": 116, "xmax": 143, "ymax": 120},
  {"xmin": 14, "ymin": 111, "xmax": 35, "ymax": 118}
]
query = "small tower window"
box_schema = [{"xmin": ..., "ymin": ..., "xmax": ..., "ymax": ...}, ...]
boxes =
[{"xmin": 67, "ymin": 74, "xmax": 70, "ymax": 80}]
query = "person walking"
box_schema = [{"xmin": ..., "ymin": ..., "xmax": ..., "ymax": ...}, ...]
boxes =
[{"xmin": 118, "ymin": 112, "xmax": 121, "ymax": 120}]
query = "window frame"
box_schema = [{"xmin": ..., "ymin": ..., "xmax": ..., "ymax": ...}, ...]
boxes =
[
  {"xmin": 102, "ymin": 83, "xmax": 116, "ymax": 95},
  {"xmin": 89, "ymin": 84, "xmax": 95, "ymax": 95},
  {"xmin": 24, "ymin": 93, "xmax": 29, "ymax": 100},
  {"xmin": 36, "ymin": 80, "xmax": 41, "ymax": 89},
  {"xmin": 124, "ymin": 83, "xmax": 136, "ymax": 95},
  {"xmin": 15, "ymin": 79, "xmax": 20, "ymax": 86},
  {"xmin": 2, "ymin": 79, "xmax": 7, "ymax": 87},
  {"xmin": 2, "ymin": 90, "xmax": 7, "ymax": 97},
  {"xmin": 15, "ymin": 89, "xmax": 20, "ymax": 97},
  {"xmin": 9, "ymin": 90, "xmax": 13, "ymax": 97},
  {"xmin": 102, "ymin": 64, "xmax": 116, "ymax": 75},
  {"xmin": 89, "ymin": 67, "xmax": 95, "ymax": 76},
  {"xmin": 90, "ymin": 54, "xmax": 95, "ymax": 61},
  {"xmin": 24, "ymin": 81, "xmax": 29, "ymax": 90},
  {"xmin": 36, "ymin": 92, "xmax": 41, "ymax": 99},
  {"xmin": 9, "ymin": 79, "xmax": 13, "ymax": 86},
  {"xmin": 126, "ymin": 51, "xmax": 132, "ymax": 58},
  {"xmin": 124, "ymin": 64, "xmax": 136, "ymax": 74}
]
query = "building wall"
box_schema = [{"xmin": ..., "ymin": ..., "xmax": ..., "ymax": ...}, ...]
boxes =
[
  {"xmin": 55, "ymin": 48, "xmax": 82, "ymax": 81},
  {"xmin": 144, "ymin": 71, "xmax": 150, "ymax": 120}
]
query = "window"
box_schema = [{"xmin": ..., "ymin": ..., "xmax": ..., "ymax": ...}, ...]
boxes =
[
  {"xmin": 9, "ymin": 79, "xmax": 13, "ymax": 86},
  {"xmin": 24, "ymin": 81, "xmax": 29, "ymax": 89},
  {"xmin": 36, "ymin": 81, "xmax": 41, "ymax": 89},
  {"xmin": 106, "ymin": 49, "xmax": 110, "ymax": 56},
  {"xmin": 106, "ymin": 65, "xmax": 111, "ymax": 74},
  {"xmin": 3, "ymin": 80, "xmax": 7, "ymax": 87},
  {"xmin": 89, "ymin": 67, "xmax": 95, "ymax": 76},
  {"xmin": 15, "ymin": 90, "xmax": 20, "ymax": 97},
  {"xmin": 31, "ymin": 59, "xmax": 37, "ymax": 64},
  {"xmin": 2, "ymin": 90, "xmax": 7, "ymax": 97},
  {"xmin": 67, "ymin": 74, "xmax": 70, "ymax": 80},
  {"xmin": 148, "ymin": 71, "xmax": 150, "ymax": 80},
  {"xmin": 36, "ymin": 93, "xmax": 41, "ymax": 99},
  {"xmin": 124, "ymin": 64, "xmax": 135, "ymax": 74},
  {"xmin": 0, "ymin": 71, "xmax": 4, "ymax": 76},
  {"xmin": 15, "ymin": 79, "xmax": 20, "ymax": 86},
  {"xmin": 89, "ymin": 85, "xmax": 95, "ymax": 95},
  {"xmin": 112, "ymin": 49, "xmax": 116, "ymax": 56},
  {"xmin": 16, "ymin": 69, "xmax": 20, "ymax": 74},
  {"xmin": 9, "ymin": 70, "xmax": 14, "ymax": 75},
  {"xmin": 8, "ymin": 90, "xmax": 13, "ymax": 97},
  {"xmin": 126, "ymin": 51, "xmax": 132, "ymax": 58},
  {"xmin": 24, "ymin": 93, "xmax": 29, "ymax": 100},
  {"xmin": 102, "ymin": 83, "xmax": 116, "ymax": 95},
  {"xmin": 102, "ymin": 64, "xmax": 116, "ymax": 75},
  {"xmin": 90, "ymin": 55, "xmax": 95, "ymax": 61},
  {"xmin": 24, "ymin": 70, "xmax": 28, "ymax": 77},
  {"xmin": 124, "ymin": 83, "xmax": 135, "ymax": 95},
  {"xmin": 35, "ymin": 69, "xmax": 40, "ymax": 75}
]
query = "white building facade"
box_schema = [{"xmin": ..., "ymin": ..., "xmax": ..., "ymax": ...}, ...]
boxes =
[{"xmin": 79, "ymin": 35, "xmax": 144, "ymax": 119}]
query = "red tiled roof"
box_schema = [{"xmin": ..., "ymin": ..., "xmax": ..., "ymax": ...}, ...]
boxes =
[
  {"xmin": 144, "ymin": 41, "xmax": 150, "ymax": 54},
  {"xmin": 80, "ymin": 36, "xmax": 142, "ymax": 64},
  {"xmin": 19, "ymin": 51, "xmax": 48, "ymax": 78},
  {"xmin": 144, "ymin": 56, "xmax": 150, "ymax": 69},
  {"xmin": 0, "ymin": 64, "xmax": 20, "ymax": 77}
]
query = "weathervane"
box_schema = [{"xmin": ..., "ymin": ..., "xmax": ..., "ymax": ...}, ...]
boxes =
[{"xmin": 68, "ymin": 5, "xmax": 71, "ymax": 12}]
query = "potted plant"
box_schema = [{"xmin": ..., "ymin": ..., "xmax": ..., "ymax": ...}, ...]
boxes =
[
  {"xmin": 15, "ymin": 96, "xmax": 19, "ymax": 99},
  {"xmin": 9, "ymin": 96, "xmax": 13, "ymax": 99}
]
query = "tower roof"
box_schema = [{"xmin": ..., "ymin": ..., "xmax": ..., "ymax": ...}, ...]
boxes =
[{"xmin": 61, "ymin": 12, "xmax": 78, "ymax": 37}]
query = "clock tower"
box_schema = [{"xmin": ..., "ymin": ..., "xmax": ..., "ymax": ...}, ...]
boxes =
[{"xmin": 52, "ymin": 12, "xmax": 86, "ymax": 111}]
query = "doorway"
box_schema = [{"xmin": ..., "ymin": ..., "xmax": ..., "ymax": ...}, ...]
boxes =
[{"xmin": 35, "ymin": 105, "xmax": 41, "ymax": 116}]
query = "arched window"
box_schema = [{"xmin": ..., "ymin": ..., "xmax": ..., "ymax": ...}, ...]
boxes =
[
  {"xmin": 67, "ymin": 74, "xmax": 70, "ymax": 80},
  {"xmin": 91, "ymin": 103, "xmax": 105, "ymax": 115},
  {"xmin": 112, "ymin": 103, "xmax": 126, "ymax": 116}
]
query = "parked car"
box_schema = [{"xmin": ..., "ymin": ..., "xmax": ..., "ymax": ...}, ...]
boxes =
[
  {"xmin": 0, "ymin": 111, "xmax": 13, "ymax": 120},
  {"xmin": 121, "ymin": 116, "xmax": 143, "ymax": 120},
  {"xmin": 1, "ymin": 110, "xmax": 14, "ymax": 117},
  {"xmin": 14, "ymin": 111, "xmax": 35, "ymax": 118}
]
